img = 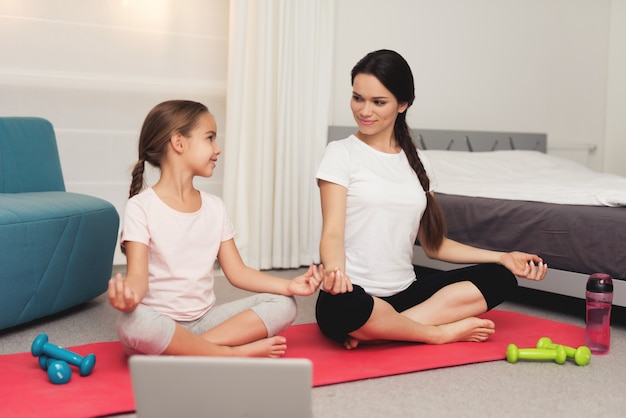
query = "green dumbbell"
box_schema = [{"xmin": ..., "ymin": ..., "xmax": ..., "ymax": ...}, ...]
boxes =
[
  {"xmin": 536, "ymin": 337, "xmax": 591, "ymax": 366},
  {"xmin": 506, "ymin": 343, "xmax": 567, "ymax": 365}
]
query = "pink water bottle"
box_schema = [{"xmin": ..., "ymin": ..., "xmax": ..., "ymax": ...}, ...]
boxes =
[{"xmin": 584, "ymin": 273, "xmax": 613, "ymax": 354}]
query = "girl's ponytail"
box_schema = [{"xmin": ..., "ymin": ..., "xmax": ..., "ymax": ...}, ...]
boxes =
[{"xmin": 128, "ymin": 159, "xmax": 145, "ymax": 199}]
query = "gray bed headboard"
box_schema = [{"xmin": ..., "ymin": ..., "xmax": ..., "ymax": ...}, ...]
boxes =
[{"xmin": 328, "ymin": 126, "xmax": 547, "ymax": 153}]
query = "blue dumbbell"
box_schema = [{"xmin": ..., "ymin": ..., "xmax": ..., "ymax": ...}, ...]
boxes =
[
  {"xmin": 38, "ymin": 356, "xmax": 72, "ymax": 384},
  {"xmin": 31, "ymin": 334, "xmax": 96, "ymax": 376}
]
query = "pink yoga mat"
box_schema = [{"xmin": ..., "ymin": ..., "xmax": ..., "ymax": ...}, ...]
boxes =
[
  {"xmin": 283, "ymin": 309, "xmax": 586, "ymax": 386},
  {"xmin": 0, "ymin": 310, "xmax": 585, "ymax": 418}
]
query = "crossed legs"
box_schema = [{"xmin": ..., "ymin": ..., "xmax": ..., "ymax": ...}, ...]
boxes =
[
  {"xmin": 118, "ymin": 293, "xmax": 297, "ymax": 357},
  {"xmin": 345, "ymin": 281, "xmax": 494, "ymax": 349},
  {"xmin": 317, "ymin": 264, "xmax": 517, "ymax": 349},
  {"xmin": 164, "ymin": 309, "xmax": 288, "ymax": 357}
]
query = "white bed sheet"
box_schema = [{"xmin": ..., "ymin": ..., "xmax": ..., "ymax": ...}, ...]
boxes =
[{"xmin": 424, "ymin": 150, "xmax": 626, "ymax": 207}]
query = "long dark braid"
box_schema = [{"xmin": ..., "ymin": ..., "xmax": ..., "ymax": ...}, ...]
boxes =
[
  {"xmin": 395, "ymin": 113, "xmax": 447, "ymax": 250},
  {"xmin": 352, "ymin": 50, "xmax": 446, "ymax": 251}
]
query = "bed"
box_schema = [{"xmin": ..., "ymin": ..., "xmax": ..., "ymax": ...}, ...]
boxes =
[{"xmin": 327, "ymin": 126, "xmax": 626, "ymax": 307}]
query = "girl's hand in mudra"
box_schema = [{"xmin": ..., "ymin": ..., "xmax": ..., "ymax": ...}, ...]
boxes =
[
  {"xmin": 108, "ymin": 273, "xmax": 140, "ymax": 312},
  {"xmin": 288, "ymin": 264, "xmax": 325, "ymax": 296}
]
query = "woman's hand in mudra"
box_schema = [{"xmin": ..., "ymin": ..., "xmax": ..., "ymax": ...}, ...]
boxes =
[
  {"xmin": 500, "ymin": 251, "xmax": 548, "ymax": 281},
  {"xmin": 322, "ymin": 268, "xmax": 353, "ymax": 294}
]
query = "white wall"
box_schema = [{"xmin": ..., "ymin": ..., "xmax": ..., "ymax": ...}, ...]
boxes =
[
  {"xmin": 0, "ymin": 0, "xmax": 229, "ymax": 265},
  {"xmin": 331, "ymin": 0, "xmax": 625, "ymax": 175},
  {"xmin": 604, "ymin": 0, "xmax": 626, "ymax": 175},
  {"xmin": 2, "ymin": 0, "xmax": 624, "ymax": 266}
]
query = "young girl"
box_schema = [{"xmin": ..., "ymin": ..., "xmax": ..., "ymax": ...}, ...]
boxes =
[
  {"xmin": 315, "ymin": 50, "xmax": 548, "ymax": 350},
  {"xmin": 109, "ymin": 100, "xmax": 322, "ymax": 357}
]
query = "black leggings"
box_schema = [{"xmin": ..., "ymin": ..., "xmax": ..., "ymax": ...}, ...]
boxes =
[{"xmin": 315, "ymin": 263, "xmax": 518, "ymax": 344}]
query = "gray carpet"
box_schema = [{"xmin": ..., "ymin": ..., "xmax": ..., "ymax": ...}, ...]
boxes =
[{"xmin": 2, "ymin": 266, "xmax": 626, "ymax": 417}]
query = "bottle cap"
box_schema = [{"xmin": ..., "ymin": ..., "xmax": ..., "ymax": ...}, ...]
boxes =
[{"xmin": 587, "ymin": 273, "xmax": 613, "ymax": 293}]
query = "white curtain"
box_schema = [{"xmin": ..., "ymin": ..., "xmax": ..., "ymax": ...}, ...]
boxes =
[{"xmin": 223, "ymin": 0, "xmax": 335, "ymax": 269}]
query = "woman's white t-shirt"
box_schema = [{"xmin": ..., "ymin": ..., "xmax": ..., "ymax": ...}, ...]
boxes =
[
  {"xmin": 316, "ymin": 135, "xmax": 436, "ymax": 297},
  {"xmin": 122, "ymin": 188, "xmax": 235, "ymax": 321}
]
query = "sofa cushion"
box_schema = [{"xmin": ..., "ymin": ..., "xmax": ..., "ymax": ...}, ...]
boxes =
[{"xmin": 0, "ymin": 192, "xmax": 119, "ymax": 329}]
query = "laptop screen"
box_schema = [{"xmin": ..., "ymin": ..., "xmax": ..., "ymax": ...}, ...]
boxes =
[{"xmin": 129, "ymin": 355, "xmax": 313, "ymax": 418}]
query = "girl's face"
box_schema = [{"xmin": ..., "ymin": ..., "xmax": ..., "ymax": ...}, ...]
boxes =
[
  {"xmin": 183, "ymin": 112, "xmax": 221, "ymax": 178},
  {"xmin": 350, "ymin": 73, "xmax": 407, "ymax": 140}
]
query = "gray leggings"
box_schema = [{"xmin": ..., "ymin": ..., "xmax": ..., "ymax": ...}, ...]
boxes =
[{"xmin": 116, "ymin": 293, "xmax": 297, "ymax": 355}]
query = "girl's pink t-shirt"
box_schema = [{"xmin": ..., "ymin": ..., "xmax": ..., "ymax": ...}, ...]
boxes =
[{"xmin": 122, "ymin": 188, "xmax": 235, "ymax": 321}]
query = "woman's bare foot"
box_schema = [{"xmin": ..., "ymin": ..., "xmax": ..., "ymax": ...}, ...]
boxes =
[
  {"xmin": 234, "ymin": 336, "xmax": 288, "ymax": 358},
  {"xmin": 343, "ymin": 336, "xmax": 390, "ymax": 350},
  {"xmin": 344, "ymin": 336, "xmax": 359, "ymax": 350},
  {"xmin": 433, "ymin": 317, "xmax": 495, "ymax": 344},
  {"xmin": 341, "ymin": 317, "xmax": 495, "ymax": 350}
]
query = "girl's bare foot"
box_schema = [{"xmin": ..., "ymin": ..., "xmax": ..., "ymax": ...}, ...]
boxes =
[{"xmin": 234, "ymin": 336, "xmax": 288, "ymax": 358}]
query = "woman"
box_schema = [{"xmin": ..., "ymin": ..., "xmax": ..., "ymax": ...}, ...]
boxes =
[{"xmin": 315, "ymin": 49, "xmax": 547, "ymax": 349}]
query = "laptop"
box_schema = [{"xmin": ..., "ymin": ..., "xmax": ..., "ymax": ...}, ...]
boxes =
[{"xmin": 129, "ymin": 355, "xmax": 313, "ymax": 418}]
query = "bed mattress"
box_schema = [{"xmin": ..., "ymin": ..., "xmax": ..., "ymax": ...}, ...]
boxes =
[{"xmin": 433, "ymin": 193, "xmax": 626, "ymax": 281}]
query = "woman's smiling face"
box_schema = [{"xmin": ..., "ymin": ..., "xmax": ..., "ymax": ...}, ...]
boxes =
[{"xmin": 350, "ymin": 73, "xmax": 407, "ymax": 139}]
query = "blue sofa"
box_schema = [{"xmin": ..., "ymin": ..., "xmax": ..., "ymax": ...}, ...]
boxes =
[{"xmin": 0, "ymin": 117, "xmax": 119, "ymax": 330}]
